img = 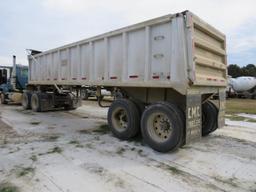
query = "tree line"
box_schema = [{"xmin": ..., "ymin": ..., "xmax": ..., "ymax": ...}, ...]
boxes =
[{"xmin": 228, "ymin": 64, "xmax": 256, "ymax": 78}]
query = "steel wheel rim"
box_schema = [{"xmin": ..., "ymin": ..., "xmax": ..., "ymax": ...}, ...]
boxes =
[
  {"xmin": 146, "ymin": 112, "xmax": 173, "ymax": 142},
  {"xmin": 112, "ymin": 107, "xmax": 128, "ymax": 132}
]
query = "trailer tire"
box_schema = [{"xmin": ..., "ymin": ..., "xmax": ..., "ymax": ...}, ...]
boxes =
[
  {"xmin": 131, "ymin": 99, "xmax": 145, "ymax": 116},
  {"xmin": 0, "ymin": 93, "xmax": 7, "ymax": 104},
  {"xmin": 155, "ymin": 101, "xmax": 185, "ymax": 147},
  {"xmin": 202, "ymin": 101, "xmax": 218, "ymax": 136},
  {"xmin": 108, "ymin": 99, "xmax": 140, "ymax": 140},
  {"xmin": 31, "ymin": 93, "xmax": 42, "ymax": 112},
  {"xmin": 22, "ymin": 92, "xmax": 31, "ymax": 109},
  {"xmin": 141, "ymin": 103, "xmax": 183, "ymax": 152}
]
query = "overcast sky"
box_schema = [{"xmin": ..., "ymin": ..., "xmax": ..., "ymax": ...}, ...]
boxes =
[{"xmin": 0, "ymin": 0, "xmax": 255, "ymax": 66}]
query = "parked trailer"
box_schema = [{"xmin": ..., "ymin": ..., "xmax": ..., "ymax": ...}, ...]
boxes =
[{"xmin": 24, "ymin": 11, "xmax": 227, "ymax": 152}]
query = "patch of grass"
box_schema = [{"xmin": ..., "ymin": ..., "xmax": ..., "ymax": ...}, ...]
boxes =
[
  {"xmin": 17, "ymin": 167, "xmax": 35, "ymax": 177},
  {"xmin": 93, "ymin": 124, "xmax": 110, "ymax": 134},
  {"xmin": 226, "ymin": 99, "xmax": 256, "ymax": 114},
  {"xmin": 0, "ymin": 182, "xmax": 19, "ymax": 192},
  {"xmin": 30, "ymin": 155, "xmax": 37, "ymax": 162},
  {"xmin": 167, "ymin": 165, "xmax": 183, "ymax": 175},
  {"xmin": 47, "ymin": 146, "xmax": 62, "ymax": 154},
  {"xmin": 225, "ymin": 114, "xmax": 256, "ymax": 122}
]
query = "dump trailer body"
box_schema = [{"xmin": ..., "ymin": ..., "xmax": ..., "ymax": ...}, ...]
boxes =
[
  {"xmin": 28, "ymin": 11, "xmax": 226, "ymax": 95},
  {"xmin": 26, "ymin": 11, "xmax": 227, "ymax": 152}
]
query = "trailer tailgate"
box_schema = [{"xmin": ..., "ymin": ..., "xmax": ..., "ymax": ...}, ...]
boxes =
[{"xmin": 189, "ymin": 13, "xmax": 227, "ymax": 87}]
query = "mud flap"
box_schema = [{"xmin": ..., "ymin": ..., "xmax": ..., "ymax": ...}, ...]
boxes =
[
  {"xmin": 185, "ymin": 94, "xmax": 201, "ymax": 144},
  {"xmin": 218, "ymin": 89, "xmax": 226, "ymax": 128}
]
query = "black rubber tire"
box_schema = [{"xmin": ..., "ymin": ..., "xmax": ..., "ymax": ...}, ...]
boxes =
[
  {"xmin": 108, "ymin": 99, "xmax": 140, "ymax": 140},
  {"xmin": 31, "ymin": 93, "xmax": 42, "ymax": 112},
  {"xmin": 22, "ymin": 92, "xmax": 31, "ymax": 109},
  {"xmin": 202, "ymin": 101, "xmax": 218, "ymax": 136},
  {"xmin": 208, "ymin": 102, "xmax": 218, "ymax": 133},
  {"xmin": 131, "ymin": 99, "xmax": 145, "ymax": 116},
  {"xmin": 0, "ymin": 93, "xmax": 7, "ymax": 104},
  {"xmin": 141, "ymin": 103, "xmax": 183, "ymax": 152},
  {"xmin": 156, "ymin": 101, "xmax": 185, "ymax": 147}
]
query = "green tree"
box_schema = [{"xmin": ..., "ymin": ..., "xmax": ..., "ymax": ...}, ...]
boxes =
[
  {"xmin": 241, "ymin": 64, "xmax": 256, "ymax": 76},
  {"xmin": 228, "ymin": 64, "xmax": 242, "ymax": 78}
]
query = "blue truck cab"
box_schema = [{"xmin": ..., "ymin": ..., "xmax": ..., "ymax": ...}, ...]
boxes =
[{"xmin": 0, "ymin": 56, "xmax": 28, "ymax": 104}]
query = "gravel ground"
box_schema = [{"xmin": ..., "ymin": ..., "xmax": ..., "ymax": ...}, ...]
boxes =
[{"xmin": 0, "ymin": 101, "xmax": 256, "ymax": 192}]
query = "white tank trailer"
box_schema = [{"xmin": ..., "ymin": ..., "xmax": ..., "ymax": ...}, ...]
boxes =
[
  {"xmin": 228, "ymin": 76, "xmax": 256, "ymax": 98},
  {"xmin": 23, "ymin": 11, "xmax": 227, "ymax": 152}
]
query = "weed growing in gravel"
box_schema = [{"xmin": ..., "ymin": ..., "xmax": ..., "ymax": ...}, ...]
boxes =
[
  {"xmin": 116, "ymin": 147, "xmax": 126, "ymax": 155},
  {"xmin": 93, "ymin": 124, "xmax": 109, "ymax": 134},
  {"xmin": 47, "ymin": 146, "xmax": 62, "ymax": 154},
  {"xmin": 85, "ymin": 143, "xmax": 93, "ymax": 149},
  {"xmin": 17, "ymin": 167, "xmax": 35, "ymax": 177},
  {"xmin": 44, "ymin": 135, "xmax": 59, "ymax": 141},
  {"xmin": 69, "ymin": 140, "xmax": 80, "ymax": 145},
  {"xmin": 167, "ymin": 166, "xmax": 182, "ymax": 175},
  {"xmin": 0, "ymin": 182, "xmax": 19, "ymax": 192},
  {"xmin": 30, "ymin": 155, "xmax": 37, "ymax": 162}
]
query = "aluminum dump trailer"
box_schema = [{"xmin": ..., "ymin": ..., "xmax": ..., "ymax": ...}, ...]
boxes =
[{"xmin": 24, "ymin": 10, "xmax": 227, "ymax": 152}]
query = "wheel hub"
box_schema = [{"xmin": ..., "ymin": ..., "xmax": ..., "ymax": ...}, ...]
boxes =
[
  {"xmin": 151, "ymin": 114, "xmax": 173, "ymax": 140},
  {"xmin": 112, "ymin": 108, "xmax": 128, "ymax": 131}
]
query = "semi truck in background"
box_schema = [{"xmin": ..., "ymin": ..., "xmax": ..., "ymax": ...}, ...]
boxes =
[
  {"xmin": 227, "ymin": 76, "xmax": 256, "ymax": 99},
  {"xmin": 0, "ymin": 56, "xmax": 28, "ymax": 104},
  {"xmin": 23, "ymin": 11, "xmax": 227, "ymax": 152}
]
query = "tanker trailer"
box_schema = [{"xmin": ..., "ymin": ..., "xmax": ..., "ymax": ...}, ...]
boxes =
[
  {"xmin": 228, "ymin": 76, "xmax": 256, "ymax": 99},
  {"xmin": 23, "ymin": 11, "xmax": 227, "ymax": 152}
]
